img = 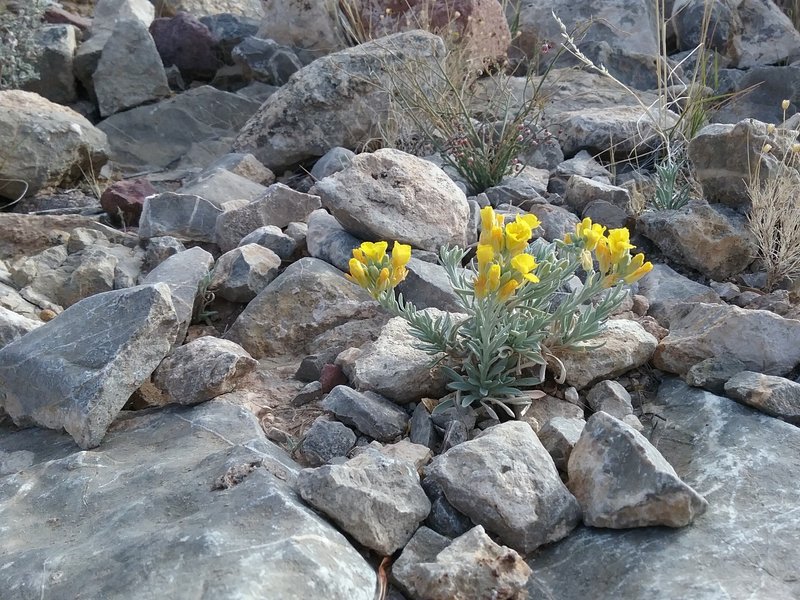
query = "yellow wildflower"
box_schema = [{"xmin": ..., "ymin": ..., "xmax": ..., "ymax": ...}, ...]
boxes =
[
  {"xmin": 490, "ymin": 225, "xmax": 504, "ymax": 254},
  {"xmin": 505, "ymin": 216, "xmax": 534, "ymax": 256},
  {"xmin": 391, "ymin": 242, "xmax": 411, "ymax": 269},
  {"xmin": 376, "ymin": 267, "xmax": 391, "ymax": 292},
  {"xmin": 476, "ymin": 243, "xmax": 494, "ymax": 267},
  {"xmin": 606, "ymin": 228, "xmax": 634, "ymax": 263},
  {"xmin": 347, "ymin": 258, "xmax": 369, "ymax": 287},
  {"xmin": 622, "ymin": 253, "xmax": 654, "ymax": 284},
  {"xmin": 595, "ymin": 238, "xmax": 613, "ymax": 275},
  {"xmin": 762, "ymin": 143, "xmax": 773, "ymax": 154},
  {"xmin": 360, "ymin": 241, "xmax": 388, "ymax": 262},
  {"xmin": 575, "ymin": 217, "xmax": 606, "ymax": 251},
  {"xmin": 498, "ymin": 279, "xmax": 520, "ymax": 300},
  {"xmin": 487, "ymin": 264, "xmax": 501, "ymax": 293},
  {"xmin": 510, "ymin": 253, "xmax": 539, "ymax": 283}
]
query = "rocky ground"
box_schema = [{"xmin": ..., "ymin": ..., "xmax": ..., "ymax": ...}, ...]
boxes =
[{"xmin": 1, "ymin": 0, "xmax": 800, "ymax": 599}]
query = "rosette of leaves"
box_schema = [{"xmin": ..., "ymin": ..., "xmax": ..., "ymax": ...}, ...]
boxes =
[{"xmin": 349, "ymin": 209, "xmax": 652, "ymax": 419}]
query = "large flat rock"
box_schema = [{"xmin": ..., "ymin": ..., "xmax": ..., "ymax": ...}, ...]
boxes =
[
  {"xmin": 526, "ymin": 379, "xmax": 800, "ymax": 599},
  {"xmin": 0, "ymin": 401, "xmax": 376, "ymax": 599}
]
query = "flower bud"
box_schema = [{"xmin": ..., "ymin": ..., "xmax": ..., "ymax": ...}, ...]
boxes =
[{"xmin": 782, "ymin": 99, "xmax": 790, "ymax": 111}]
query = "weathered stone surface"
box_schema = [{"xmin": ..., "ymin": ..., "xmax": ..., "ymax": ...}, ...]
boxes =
[
  {"xmin": 687, "ymin": 119, "xmax": 795, "ymax": 210},
  {"xmin": 392, "ymin": 525, "xmax": 531, "ymax": 600},
  {"xmin": 141, "ymin": 236, "xmax": 186, "ymax": 273},
  {"xmin": 524, "ymin": 393, "xmax": 584, "ymax": 429},
  {"xmin": 311, "ymin": 147, "xmax": 356, "ymax": 181},
  {"xmin": 153, "ymin": 336, "xmax": 257, "ymax": 405},
  {"xmin": 724, "ymin": 371, "xmax": 800, "ymax": 425},
  {"xmin": 100, "ymin": 178, "xmax": 156, "ymax": 227},
  {"xmin": 204, "ymin": 151, "xmax": 275, "ymax": 185},
  {"xmin": 0, "ymin": 307, "xmax": 41, "ymax": 350},
  {"xmin": 225, "ymin": 257, "xmax": 379, "ymax": 358},
  {"xmin": 150, "ymin": 12, "xmax": 223, "ymax": 82},
  {"xmin": 139, "ymin": 193, "xmax": 223, "ymax": 243},
  {"xmin": 297, "ymin": 448, "xmax": 431, "ymax": 555},
  {"xmin": 256, "ymin": 0, "xmax": 342, "ymax": 59},
  {"xmin": 306, "ymin": 209, "xmax": 362, "ymax": 272},
  {"xmin": 210, "ymin": 244, "xmax": 281, "ymax": 303},
  {"xmin": 654, "ymin": 302, "xmax": 800, "ymax": 377},
  {"xmin": 238, "ymin": 225, "xmax": 296, "ymax": 259},
  {"xmin": 526, "ymin": 203, "xmax": 580, "ymax": 243},
  {"xmin": 396, "ymin": 257, "xmax": 463, "ymax": 313},
  {"xmin": 0, "ymin": 400, "xmax": 377, "ymax": 599},
  {"xmin": 140, "ymin": 247, "xmax": 214, "ymax": 344},
  {"xmin": 568, "ymin": 411, "xmax": 708, "ymax": 528},
  {"xmin": 322, "ymin": 385, "xmax": 409, "ymax": 443},
  {"xmin": 155, "ymin": 0, "xmax": 263, "ymax": 18},
  {"xmin": 297, "ymin": 416, "xmax": 357, "ymax": 467},
  {"xmin": 565, "ymin": 175, "xmax": 631, "ymax": 213},
  {"xmin": 94, "ymin": 19, "xmax": 170, "ymax": 117},
  {"xmin": 527, "ymin": 379, "xmax": 800, "ymax": 598},
  {"xmin": 214, "ymin": 183, "xmax": 321, "ymax": 252},
  {"xmin": 636, "ymin": 263, "xmax": 721, "ymax": 327},
  {"xmin": 538, "ymin": 416, "xmax": 585, "ymax": 472},
  {"xmin": 586, "ymin": 380, "xmax": 633, "ymax": 419},
  {"xmin": 685, "ymin": 356, "xmax": 748, "ymax": 395},
  {"xmin": 98, "ymin": 86, "xmax": 260, "ymax": 169},
  {"xmin": 315, "ymin": 149, "xmax": 470, "ymax": 252},
  {"xmin": 425, "ymin": 421, "xmax": 581, "ymax": 554},
  {"xmin": 0, "ymin": 91, "xmax": 108, "ymax": 200},
  {"xmin": 0, "ymin": 284, "xmax": 180, "ymax": 448},
  {"xmin": 232, "ymin": 31, "xmax": 445, "ymax": 171},
  {"xmin": 483, "ymin": 166, "xmax": 549, "ymax": 207},
  {"xmin": 22, "ymin": 24, "xmax": 78, "ymax": 104},
  {"xmin": 733, "ymin": 0, "xmax": 800, "ymax": 68},
  {"xmin": 353, "ymin": 313, "xmax": 451, "ymax": 404},
  {"xmin": 232, "ymin": 36, "xmax": 303, "ymax": 85},
  {"xmin": 179, "ymin": 167, "xmax": 268, "ymax": 209},
  {"xmin": 638, "ymin": 200, "xmax": 756, "ymax": 281},
  {"xmin": 557, "ymin": 319, "xmax": 658, "ymax": 390},
  {"xmin": 378, "ymin": 439, "xmax": 432, "ymax": 471}
]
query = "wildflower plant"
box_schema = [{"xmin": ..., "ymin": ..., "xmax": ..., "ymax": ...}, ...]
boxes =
[{"xmin": 348, "ymin": 208, "xmax": 652, "ymax": 418}]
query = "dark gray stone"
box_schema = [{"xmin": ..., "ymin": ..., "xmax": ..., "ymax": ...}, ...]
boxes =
[
  {"xmin": 396, "ymin": 257, "xmax": 464, "ymax": 313},
  {"xmin": 238, "ymin": 225, "xmax": 297, "ymax": 259},
  {"xmin": 409, "ymin": 402, "xmax": 439, "ymax": 450},
  {"xmin": 636, "ymin": 263, "xmax": 721, "ymax": 327},
  {"xmin": 291, "ymin": 381, "xmax": 324, "ymax": 407},
  {"xmin": 0, "ymin": 401, "xmax": 377, "ymax": 599},
  {"xmin": 306, "ymin": 209, "xmax": 362, "ymax": 272},
  {"xmin": 0, "ymin": 284, "xmax": 180, "ymax": 448},
  {"xmin": 210, "ymin": 244, "xmax": 281, "ymax": 303},
  {"xmin": 139, "ymin": 193, "xmax": 223, "ymax": 243},
  {"xmin": 685, "ymin": 356, "xmax": 748, "ymax": 395},
  {"xmin": 322, "ymin": 385, "xmax": 408, "ymax": 443},
  {"xmin": 538, "ymin": 416, "xmax": 585, "ymax": 472},
  {"xmin": 586, "ymin": 380, "xmax": 634, "ymax": 419},
  {"xmin": 232, "ymin": 36, "xmax": 303, "ymax": 85},
  {"xmin": 527, "ymin": 379, "xmax": 800, "ymax": 599},
  {"xmin": 297, "ymin": 416, "xmax": 357, "ymax": 467},
  {"xmin": 311, "ymin": 147, "xmax": 356, "ymax": 181},
  {"xmin": 421, "ymin": 477, "xmax": 473, "ymax": 539},
  {"xmin": 724, "ymin": 371, "xmax": 800, "ymax": 425}
]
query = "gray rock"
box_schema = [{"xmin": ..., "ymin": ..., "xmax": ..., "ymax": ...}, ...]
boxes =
[
  {"xmin": 256, "ymin": 0, "xmax": 342, "ymax": 59},
  {"xmin": 483, "ymin": 166, "xmax": 549, "ymax": 208},
  {"xmin": 94, "ymin": 19, "xmax": 170, "ymax": 117},
  {"xmin": 353, "ymin": 313, "xmax": 451, "ymax": 404},
  {"xmin": 586, "ymin": 380, "xmax": 633, "ymax": 419},
  {"xmin": 204, "ymin": 152, "xmax": 275, "ymax": 185},
  {"xmin": 142, "ymin": 236, "xmax": 186, "ymax": 273},
  {"xmin": 395, "ymin": 257, "xmax": 463, "ymax": 313},
  {"xmin": 527, "ymin": 379, "xmax": 800, "ymax": 598},
  {"xmin": 306, "ymin": 209, "xmax": 362, "ymax": 272},
  {"xmin": 0, "ymin": 284, "xmax": 180, "ymax": 448},
  {"xmin": 724, "ymin": 371, "xmax": 800, "ymax": 424},
  {"xmin": 179, "ymin": 167, "xmax": 268, "ymax": 208},
  {"xmin": 526, "ymin": 203, "xmax": 581, "ymax": 243},
  {"xmin": 139, "ymin": 193, "xmax": 223, "ymax": 243},
  {"xmin": 424, "ymin": 421, "xmax": 581, "ymax": 554},
  {"xmin": 392, "ymin": 526, "xmax": 531, "ymax": 600},
  {"xmin": 524, "ymin": 393, "xmax": 584, "ymax": 429},
  {"xmin": 0, "ymin": 91, "xmax": 108, "ymax": 201},
  {"xmin": 22, "ymin": 25, "xmax": 78, "ymax": 104},
  {"xmin": 297, "ymin": 448, "xmax": 431, "ymax": 555},
  {"xmin": 315, "ymin": 149, "xmax": 470, "ymax": 253},
  {"xmin": 636, "ymin": 263, "xmax": 721, "ymax": 327},
  {"xmin": 158, "ymin": 0, "xmax": 263, "ymax": 19},
  {"xmin": 140, "ymin": 246, "xmax": 214, "ymax": 344},
  {"xmin": 568, "ymin": 411, "xmax": 708, "ymax": 528},
  {"xmin": 214, "ymin": 183, "xmax": 321, "ymax": 252},
  {"xmin": 733, "ymin": 0, "xmax": 800, "ymax": 68},
  {"xmin": 685, "ymin": 356, "xmax": 748, "ymax": 395},
  {"xmin": 238, "ymin": 225, "xmax": 297, "ymax": 259},
  {"xmin": 232, "ymin": 36, "xmax": 303, "ymax": 85},
  {"xmin": 225, "ymin": 257, "xmax": 379, "ymax": 358},
  {"xmin": 322, "ymin": 385, "xmax": 409, "ymax": 443},
  {"xmin": 557, "ymin": 319, "xmax": 658, "ymax": 390},
  {"xmin": 713, "ymin": 66, "xmax": 800, "ymax": 125},
  {"xmin": 409, "ymin": 402, "xmax": 439, "ymax": 450},
  {"xmin": 210, "ymin": 244, "xmax": 281, "ymax": 303},
  {"xmin": 654, "ymin": 302, "xmax": 800, "ymax": 377},
  {"xmin": 638, "ymin": 200, "xmax": 756, "ymax": 281},
  {"xmin": 378, "ymin": 439, "xmax": 432, "ymax": 471},
  {"xmin": 233, "ymin": 31, "xmax": 445, "ymax": 171},
  {"xmin": 538, "ymin": 416, "xmax": 585, "ymax": 472},
  {"xmin": 565, "ymin": 175, "xmax": 631, "ymax": 213},
  {"xmin": 153, "ymin": 336, "xmax": 257, "ymax": 405},
  {"xmin": 0, "ymin": 400, "xmax": 377, "ymax": 599},
  {"xmin": 672, "ymin": 0, "xmax": 736, "ymax": 55},
  {"xmin": 582, "ymin": 199, "xmax": 629, "ymax": 229},
  {"xmin": 421, "ymin": 477, "xmax": 473, "ymax": 539},
  {"xmin": 0, "ymin": 307, "xmax": 41, "ymax": 350},
  {"xmin": 292, "ymin": 381, "xmax": 324, "ymax": 407},
  {"xmin": 556, "ymin": 149, "xmax": 613, "ymax": 180},
  {"xmin": 297, "ymin": 417, "xmax": 357, "ymax": 467},
  {"xmin": 311, "ymin": 147, "xmax": 356, "ymax": 181},
  {"xmin": 98, "ymin": 86, "xmax": 260, "ymax": 169}
]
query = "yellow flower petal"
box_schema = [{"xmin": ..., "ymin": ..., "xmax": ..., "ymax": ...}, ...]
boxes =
[
  {"xmin": 510, "ymin": 253, "xmax": 537, "ymax": 274},
  {"xmin": 377, "ymin": 267, "xmax": 390, "ymax": 291},
  {"xmin": 519, "ymin": 213, "xmax": 541, "ymax": 230},
  {"xmin": 476, "ymin": 243, "xmax": 494, "ymax": 268},
  {"xmin": 348, "ymin": 258, "xmax": 369, "ymax": 288},
  {"xmin": 487, "ymin": 264, "xmax": 501, "ymax": 291},
  {"xmin": 498, "ymin": 279, "xmax": 520, "ymax": 300},
  {"xmin": 391, "ymin": 242, "xmax": 411, "ymax": 270},
  {"xmin": 523, "ymin": 273, "xmax": 539, "ymax": 283},
  {"xmin": 361, "ymin": 241, "xmax": 388, "ymax": 263}
]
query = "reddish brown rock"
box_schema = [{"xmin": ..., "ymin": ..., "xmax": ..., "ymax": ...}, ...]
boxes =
[
  {"xmin": 320, "ymin": 363, "xmax": 348, "ymax": 394},
  {"xmin": 150, "ymin": 12, "xmax": 223, "ymax": 82},
  {"xmin": 100, "ymin": 178, "xmax": 157, "ymax": 227}
]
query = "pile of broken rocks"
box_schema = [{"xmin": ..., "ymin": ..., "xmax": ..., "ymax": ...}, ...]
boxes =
[{"xmin": 1, "ymin": 0, "xmax": 800, "ymax": 599}]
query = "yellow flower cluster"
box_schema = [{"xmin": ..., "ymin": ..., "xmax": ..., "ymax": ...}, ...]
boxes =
[
  {"xmin": 347, "ymin": 241, "xmax": 412, "ymax": 298},
  {"xmin": 566, "ymin": 218, "xmax": 653, "ymax": 286},
  {"xmin": 474, "ymin": 206, "xmax": 542, "ymax": 299}
]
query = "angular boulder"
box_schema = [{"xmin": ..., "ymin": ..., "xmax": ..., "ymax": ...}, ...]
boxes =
[
  {"xmin": 724, "ymin": 371, "xmax": 800, "ymax": 425},
  {"xmin": 0, "ymin": 284, "xmax": 180, "ymax": 448}
]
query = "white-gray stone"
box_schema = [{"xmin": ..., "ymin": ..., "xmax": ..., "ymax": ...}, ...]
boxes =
[
  {"xmin": 724, "ymin": 371, "xmax": 800, "ymax": 424},
  {"xmin": 139, "ymin": 193, "xmax": 223, "ymax": 243},
  {"xmin": 210, "ymin": 244, "xmax": 281, "ymax": 303}
]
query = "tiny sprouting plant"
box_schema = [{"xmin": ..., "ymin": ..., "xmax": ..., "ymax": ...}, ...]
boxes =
[
  {"xmin": 652, "ymin": 156, "xmax": 692, "ymax": 210},
  {"xmin": 0, "ymin": 0, "xmax": 46, "ymax": 90},
  {"xmin": 746, "ymin": 100, "xmax": 800, "ymax": 291},
  {"xmin": 347, "ymin": 208, "xmax": 652, "ymax": 419}
]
